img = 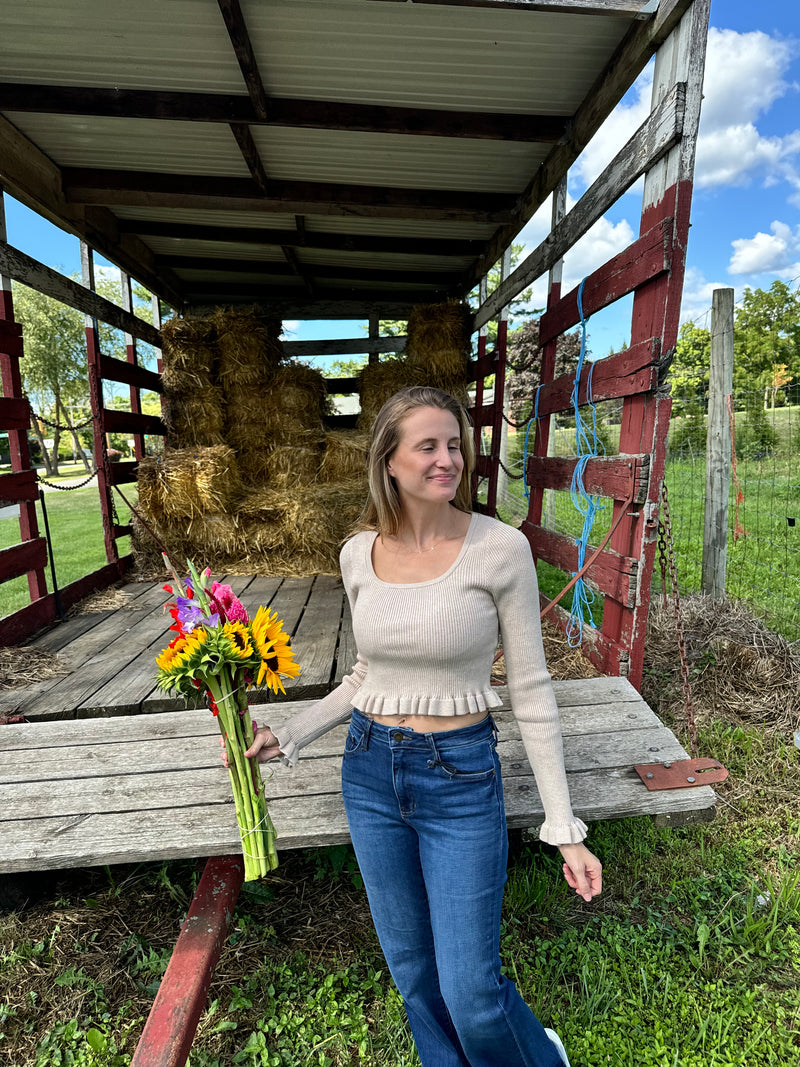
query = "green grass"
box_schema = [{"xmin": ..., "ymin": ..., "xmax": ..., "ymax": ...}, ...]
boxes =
[
  {"xmin": 0, "ymin": 487, "xmax": 135, "ymax": 619},
  {"xmin": 1, "ymin": 718, "xmax": 798, "ymax": 1066}
]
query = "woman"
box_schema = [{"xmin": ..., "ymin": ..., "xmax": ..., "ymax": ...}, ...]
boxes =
[{"xmin": 245, "ymin": 386, "xmax": 602, "ymax": 1067}]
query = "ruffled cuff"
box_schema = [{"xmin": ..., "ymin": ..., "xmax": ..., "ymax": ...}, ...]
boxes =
[
  {"xmin": 537, "ymin": 817, "xmax": 588, "ymax": 846},
  {"xmin": 270, "ymin": 725, "xmax": 300, "ymax": 768}
]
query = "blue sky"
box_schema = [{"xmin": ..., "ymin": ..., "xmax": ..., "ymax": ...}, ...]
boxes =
[{"xmin": 4, "ymin": 0, "xmax": 799, "ymax": 363}]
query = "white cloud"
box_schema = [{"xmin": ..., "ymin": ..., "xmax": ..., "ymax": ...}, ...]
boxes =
[
  {"xmin": 280, "ymin": 319, "xmax": 300, "ymax": 337},
  {"xmin": 728, "ymin": 220, "xmax": 800, "ymax": 278},
  {"xmin": 678, "ymin": 267, "xmax": 738, "ymax": 325},
  {"xmin": 570, "ymin": 28, "xmax": 799, "ymax": 201}
]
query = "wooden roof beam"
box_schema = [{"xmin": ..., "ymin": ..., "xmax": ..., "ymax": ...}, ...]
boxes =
[
  {"xmin": 464, "ymin": 0, "xmax": 694, "ymax": 291},
  {"xmin": 216, "ymin": 0, "xmax": 269, "ymax": 121},
  {"xmin": 160, "ymin": 255, "xmax": 463, "ymax": 286},
  {"xmin": 0, "ymin": 85, "xmax": 568, "ymax": 144},
  {"xmin": 0, "ymin": 116, "xmax": 184, "ymax": 309},
  {"xmin": 63, "ymin": 170, "xmax": 516, "ymax": 224},
  {"xmin": 118, "ymin": 219, "xmax": 486, "ymax": 257},
  {"xmin": 366, "ymin": 0, "xmax": 658, "ymax": 15},
  {"xmin": 185, "ymin": 284, "xmax": 446, "ymax": 303}
]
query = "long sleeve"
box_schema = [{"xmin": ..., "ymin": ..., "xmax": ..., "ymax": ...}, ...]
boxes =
[
  {"xmin": 492, "ymin": 528, "xmax": 588, "ymax": 846},
  {"xmin": 271, "ymin": 538, "xmax": 367, "ymax": 766}
]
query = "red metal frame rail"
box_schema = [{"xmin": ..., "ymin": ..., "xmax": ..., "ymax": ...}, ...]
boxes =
[{"xmin": 130, "ymin": 856, "xmax": 244, "ymax": 1067}]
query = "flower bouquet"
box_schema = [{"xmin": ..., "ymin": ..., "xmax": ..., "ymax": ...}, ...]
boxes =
[{"xmin": 155, "ymin": 557, "xmax": 300, "ymax": 879}]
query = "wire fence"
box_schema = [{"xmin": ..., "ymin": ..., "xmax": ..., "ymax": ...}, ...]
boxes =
[{"xmin": 487, "ymin": 389, "xmax": 800, "ymax": 642}]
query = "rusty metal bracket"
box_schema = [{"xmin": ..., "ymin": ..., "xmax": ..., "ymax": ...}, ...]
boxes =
[{"xmin": 634, "ymin": 758, "xmax": 728, "ymax": 791}]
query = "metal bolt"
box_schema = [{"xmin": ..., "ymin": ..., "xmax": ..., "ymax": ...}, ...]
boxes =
[
  {"xmin": 628, "ymin": 713, "xmax": 637, "ymax": 719},
  {"xmin": 646, "ymin": 772, "xmax": 654, "ymax": 780},
  {"xmin": 663, "ymin": 762, "xmax": 672, "ymax": 769},
  {"xmin": 687, "ymin": 776, "xmax": 695, "ymax": 783}
]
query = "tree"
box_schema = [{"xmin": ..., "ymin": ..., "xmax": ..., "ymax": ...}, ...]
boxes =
[
  {"xmin": 11, "ymin": 282, "xmax": 90, "ymax": 476},
  {"xmin": 669, "ymin": 321, "xmax": 710, "ymax": 416},
  {"xmin": 734, "ymin": 280, "xmax": 800, "ymax": 404},
  {"xmin": 505, "ymin": 318, "xmax": 582, "ymax": 424}
]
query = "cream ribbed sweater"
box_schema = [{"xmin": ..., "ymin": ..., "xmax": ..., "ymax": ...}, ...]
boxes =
[{"xmin": 272, "ymin": 511, "xmax": 587, "ymax": 846}]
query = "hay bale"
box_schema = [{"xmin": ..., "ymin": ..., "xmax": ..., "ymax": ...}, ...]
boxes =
[
  {"xmin": 357, "ymin": 358, "xmax": 426, "ymax": 432},
  {"xmin": 163, "ymin": 387, "xmax": 225, "ymax": 448},
  {"xmin": 161, "ymin": 363, "xmax": 214, "ymax": 394},
  {"xmin": 137, "ymin": 447, "xmax": 243, "ymax": 521},
  {"xmin": 405, "ymin": 301, "xmax": 470, "ymax": 384},
  {"xmin": 160, "ymin": 316, "xmax": 216, "ymax": 375},
  {"xmin": 264, "ymin": 433, "xmax": 325, "ymax": 487},
  {"xmin": 320, "ymin": 431, "xmax": 370, "ymax": 481},
  {"xmin": 130, "ymin": 514, "xmax": 182, "ymax": 577},
  {"xmin": 236, "ymin": 447, "xmax": 271, "ymax": 487},
  {"xmin": 214, "ymin": 306, "xmax": 285, "ymax": 387},
  {"xmin": 186, "ymin": 512, "xmax": 245, "ymax": 560}
]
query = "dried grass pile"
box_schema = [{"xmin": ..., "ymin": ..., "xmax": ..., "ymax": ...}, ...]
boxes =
[
  {"xmin": 0, "ymin": 647, "xmax": 69, "ymax": 689},
  {"xmin": 641, "ymin": 594, "xmax": 800, "ymax": 736},
  {"xmin": 134, "ymin": 307, "xmax": 371, "ymax": 578},
  {"xmin": 405, "ymin": 301, "xmax": 471, "ymax": 389},
  {"xmin": 160, "ymin": 316, "xmax": 216, "ymax": 376}
]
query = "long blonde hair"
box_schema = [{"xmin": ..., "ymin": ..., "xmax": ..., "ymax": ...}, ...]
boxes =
[{"xmin": 354, "ymin": 386, "xmax": 475, "ymax": 537}]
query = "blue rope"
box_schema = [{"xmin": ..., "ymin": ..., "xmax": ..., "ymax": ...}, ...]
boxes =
[
  {"xmin": 522, "ymin": 385, "xmax": 543, "ymax": 500},
  {"xmin": 565, "ymin": 279, "xmax": 605, "ymax": 647}
]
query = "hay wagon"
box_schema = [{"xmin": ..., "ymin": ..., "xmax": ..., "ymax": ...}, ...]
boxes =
[{"xmin": 0, "ymin": 1, "xmax": 716, "ymax": 1061}]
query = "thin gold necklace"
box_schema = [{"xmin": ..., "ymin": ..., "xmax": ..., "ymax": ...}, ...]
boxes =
[{"xmin": 382, "ymin": 533, "xmax": 456, "ymax": 555}]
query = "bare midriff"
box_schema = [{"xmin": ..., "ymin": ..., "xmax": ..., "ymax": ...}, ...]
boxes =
[{"xmin": 362, "ymin": 710, "xmax": 489, "ymax": 732}]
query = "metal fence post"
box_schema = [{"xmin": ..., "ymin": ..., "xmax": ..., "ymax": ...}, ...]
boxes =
[{"xmin": 701, "ymin": 287, "xmax": 734, "ymax": 599}]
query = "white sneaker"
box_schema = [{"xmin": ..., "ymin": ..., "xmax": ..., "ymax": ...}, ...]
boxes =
[{"xmin": 544, "ymin": 1027, "xmax": 571, "ymax": 1066}]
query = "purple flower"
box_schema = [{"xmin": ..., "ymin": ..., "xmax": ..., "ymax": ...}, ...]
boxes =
[{"xmin": 175, "ymin": 596, "xmax": 220, "ymax": 631}]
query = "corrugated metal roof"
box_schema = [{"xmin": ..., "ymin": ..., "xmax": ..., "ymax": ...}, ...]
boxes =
[
  {"xmin": 0, "ymin": 0, "xmax": 652, "ymax": 312},
  {"xmin": 3, "ymin": 114, "xmax": 248, "ymax": 176}
]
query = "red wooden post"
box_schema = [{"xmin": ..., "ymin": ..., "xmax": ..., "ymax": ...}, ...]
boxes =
[
  {"xmin": 82, "ymin": 242, "xmax": 118, "ymax": 564},
  {"xmin": 601, "ymin": 0, "xmax": 711, "ymax": 687},
  {"xmin": 0, "ymin": 186, "xmax": 48, "ymax": 605},
  {"xmin": 471, "ymin": 273, "xmax": 487, "ymax": 501},
  {"xmin": 130, "ymin": 855, "xmax": 244, "ymax": 1067}
]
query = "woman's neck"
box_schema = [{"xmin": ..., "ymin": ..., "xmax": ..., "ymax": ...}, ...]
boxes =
[{"xmin": 389, "ymin": 503, "xmax": 467, "ymax": 553}]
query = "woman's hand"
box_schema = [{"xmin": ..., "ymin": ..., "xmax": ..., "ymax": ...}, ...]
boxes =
[
  {"xmin": 219, "ymin": 719, "xmax": 284, "ymax": 767},
  {"xmin": 557, "ymin": 842, "xmax": 603, "ymax": 902}
]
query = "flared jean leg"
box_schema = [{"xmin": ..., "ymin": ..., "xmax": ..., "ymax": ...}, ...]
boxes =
[{"xmin": 341, "ymin": 712, "xmax": 562, "ymax": 1067}]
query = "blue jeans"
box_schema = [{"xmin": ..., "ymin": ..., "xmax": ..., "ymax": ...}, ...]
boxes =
[{"xmin": 341, "ymin": 709, "xmax": 562, "ymax": 1067}]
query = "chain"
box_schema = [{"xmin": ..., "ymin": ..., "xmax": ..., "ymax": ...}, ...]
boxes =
[
  {"xmin": 36, "ymin": 470, "xmax": 97, "ymax": 491},
  {"xmin": 657, "ymin": 481, "xmax": 698, "ymax": 756},
  {"xmin": 28, "ymin": 404, "xmax": 94, "ymax": 432},
  {"xmin": 497, "ymin": 457, "xmax": 526, "ymax": 480}
]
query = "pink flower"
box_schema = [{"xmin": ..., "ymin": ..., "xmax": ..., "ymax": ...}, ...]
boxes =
[{"xmin": 210, "ymin": 582, "xmax": 249, "ymax": 625}]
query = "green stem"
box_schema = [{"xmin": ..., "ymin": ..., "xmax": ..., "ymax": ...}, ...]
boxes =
[
  {"xmin": 236, "ymin": 681, "xmax": 279, "ymax": 870},
  {"xmin": 208, "ymin": 671, "xmax": 265, "ymax": 880}
]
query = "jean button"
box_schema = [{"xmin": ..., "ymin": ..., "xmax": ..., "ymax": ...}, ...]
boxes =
[{"xmin": 392, "ymin": 731, "xmax": 405, "ymax": 741}]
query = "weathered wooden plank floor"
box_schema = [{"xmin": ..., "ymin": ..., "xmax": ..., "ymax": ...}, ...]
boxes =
[
  {"xmin": 0, "ymin": 678, "xmax": 717, "ymax": 874},
  {"xmin": 1, "ymin": 575, "xmax": 349, "ymax": 721}
]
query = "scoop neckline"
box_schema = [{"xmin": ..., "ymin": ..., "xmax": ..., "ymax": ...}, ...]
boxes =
[{"xmin": 366, "ymin": 512, "xmax": 479, "ymax": 588}]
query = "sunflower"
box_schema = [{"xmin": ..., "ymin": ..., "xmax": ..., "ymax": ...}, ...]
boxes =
[
  {"xmin": 221, "ymin": 621, "xmax": 254, "ymax": 661},
  {"xmin": 250, "ymin": 606, "xmax": 301, "ymax": 693}
]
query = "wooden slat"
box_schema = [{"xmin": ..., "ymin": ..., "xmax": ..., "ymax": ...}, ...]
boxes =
[
  {"xmin": 8, "ymin": 582, "xmax": 174, "ymax": 719},
  {"xmin": 472, "ymin": 404, "xmax": 496, "ymax": 428},
  {"xmin": 522, "ymin": 521, "xmax": 638, "ymax": 607},
  {"xmin": 99, "ymin": 353, "xmax": 162, "ymax": 393},
  {"xmin": 530, "ymin": 338, "xmax": 661, "ymax": 418},
  {"xmin": 285, "ymin": 336, "xmax": 407, "ymax": 359},
  {"xmin": 0, "ymin": 682, "xmax": 715, "ymax": 873},
  {"xmin": 538, "ymin": 218, "xmax": 673, "ymax": 346},
  {"xmin": 541, "ymin": 597, "xmax": 630, "ymax": 676},
  {"xmin": 0, "ymin": 537, "xmax": 47, "ymax": 583},
  {"xmin": 0, "ymin": 241, "xmax": 162, "ymax": 347},
  {"xmin": 103, "ymin": 408, "xmax": 165, "ymax": 436},
  {"xmin": 0, "ymin": 469, "xmax": 38, "ymax": 505},
  {"xmin": 472, "ymin": 84, "xmax": 684, "ymax": 328},
  {"xmin": 0, "ymin": 316, "xmax": 24, "ymax": 358},
  {"xmin": 0, "ymin": 395, "xmax": 30, "ymax": 431},
  {"xmin": 107, "ymin": 461, "xmax": 139, "ymax": 486},
  {"xmin": 282, "ymin": 575, "xmax": 345, "ymax": 700},
  {"xmin": 367, "ymin": 1, "xmax": 656, "ymax": 13},
  {"xmin": 468, "ymin": 349, "xmax": 498, "ymax": 381},
  {"xmin": 526, "ymin": 453, "xmax": 650, "ymax": 502},
  {"xmin": 79, "ymin": 575, "xmax": 252, "ymax": 715},
  {"xmin": 28, "ymin": 579, "xmax": 157, "ymax": 654}
]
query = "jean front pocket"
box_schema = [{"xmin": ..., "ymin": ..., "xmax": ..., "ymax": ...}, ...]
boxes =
[
  {"xmin": 427, "ymin": 738, "xmax": 496, "ymax": 782},
  {"xmin": 344, "ymin": 721, "xmax": 366, "ymax": 755}
]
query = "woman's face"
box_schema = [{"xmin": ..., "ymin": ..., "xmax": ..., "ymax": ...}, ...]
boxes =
[{"xmin": 386, "ymin": 406, "xmax": 464, "ymax": 507}]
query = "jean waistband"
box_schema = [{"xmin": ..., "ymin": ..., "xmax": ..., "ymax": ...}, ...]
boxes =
[{"xmin": 350, "ymin": 707, "xmax": 497, "ymax": 752}]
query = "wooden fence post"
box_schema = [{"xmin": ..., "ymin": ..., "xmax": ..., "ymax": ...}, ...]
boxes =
[{"xmin": 701, "ymin": 287, "xmax": 734, "ymax": 599}]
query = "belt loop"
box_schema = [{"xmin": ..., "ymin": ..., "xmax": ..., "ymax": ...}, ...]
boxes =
[
  {"xmin": 426, "ymin": 732, "xmax": 440, "ymax": 763},
  {"xmin": 363, "ymin": 716, "xmax": 372, "ymax": 751},
  {"xmin": 489, "ymin": 714, "xmax": 499, "ymax": 743}
]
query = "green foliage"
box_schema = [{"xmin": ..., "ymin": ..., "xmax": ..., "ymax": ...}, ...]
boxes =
[
  {"xmin": 670, "ymin": 322, "xmax": 711, "ymax": 417},
  {"xmin": 734, "ymin": 281, "xmax": 800, "ymax": 396},
  {"xmin": 736, "ymin": 394, "xmax": 779, "ymax": 457}
]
